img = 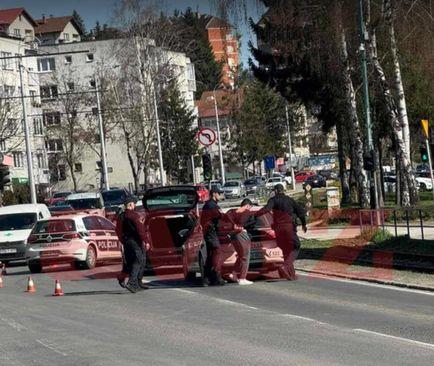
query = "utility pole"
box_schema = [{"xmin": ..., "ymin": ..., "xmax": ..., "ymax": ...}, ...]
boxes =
[
  {"xmin": 285, "ymin": 105, "xmax": 296, "ymax": 190},
  {"xmin": 213, "ymin": 90, "xmax": 225, "ymax": 184},
  {"xmin": 152, "ymin": 87, "xmax": 165, "ymax": 186},
  {"xmin": 18, "ymin": 60, "xmax": 37, "ymax": 204},
  {"xmin": 95, "ymin": 77, "xmax": 110, "ymax": 191},
  {"xmin": 358, "ymin": 0, "xmax": 378, "ymax": 209}
]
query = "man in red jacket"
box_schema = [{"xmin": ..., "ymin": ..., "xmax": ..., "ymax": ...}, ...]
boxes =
[{"xmin": 115, "ymin": 197, "xmax": 150, "ymax": 293}]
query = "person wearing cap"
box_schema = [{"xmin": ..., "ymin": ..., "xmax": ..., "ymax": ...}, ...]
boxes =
[
  {"xmin": 224, "ymin": 198, "xmax": 255, "ymax": 285},
  {"xmin": 201, "ymin": 186, "xmax": 244, "ymax": 286},
  {"xmin": 257, "ymin": 183, "xmax": 307, "ymax": 280},
  {"xmin": 115, "ymin": 197, "xmax": 150, "ymax": 293}
]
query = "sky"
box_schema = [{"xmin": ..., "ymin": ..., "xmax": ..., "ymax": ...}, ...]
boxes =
[{"xmin": 0, "ymin": 0, "xmax": 265, "ymax": 66}]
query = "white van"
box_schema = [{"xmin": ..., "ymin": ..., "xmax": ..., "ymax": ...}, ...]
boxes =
[{"xmin": 0, "ymin": 204, "xmax": 51, "ymax": 263}]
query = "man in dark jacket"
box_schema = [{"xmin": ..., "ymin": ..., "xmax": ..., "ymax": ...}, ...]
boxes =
[
  {"xmin": 115, "ymin": 197, "xmax": 150, "ymax": 293},
  {"xmin": 201, "ymin": 187, "xmax": 227, "ymax": 286},
  {"xmin": 258, "ymin": 184, "xmax": 307, "ymax": 280}
]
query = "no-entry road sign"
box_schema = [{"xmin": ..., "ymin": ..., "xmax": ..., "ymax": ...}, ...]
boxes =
[{"xmin": 197, "ymin": 128, "xmax": 217, "ymax": 146}]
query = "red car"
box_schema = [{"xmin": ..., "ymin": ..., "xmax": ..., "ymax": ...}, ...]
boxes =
[
  {"xmin": 45, "ymin": 191, "xmax": 73, "ymax": 206},
  {"xmin": 295, "ymin": 171, "xmax": 315, "ymax": 183},
  {"xmin": 141, "ymin": 185, "xmax": 283, "ymax": 282},
  {"xmin": 194, "ymin": 184, "xmax": 210, "ymax": 203}
]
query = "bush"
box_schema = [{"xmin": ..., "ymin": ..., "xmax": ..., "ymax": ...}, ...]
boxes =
[{"xmin": 1, "ymin": 190, "xmax": 16, "ymax": 206}]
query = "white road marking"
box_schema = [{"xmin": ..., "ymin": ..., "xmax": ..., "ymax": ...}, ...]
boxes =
[
  {"xmin": 353, "ymin": 329, "xmax": 434, "ymax": 350},
  {"xmin": 216, "ymin": 298, "xmax": 258, "ymax": 310},
  {"xmin": 0, "ymin": 316, "xmax": 27, "ymax": 332},
  {"xmin": 36, "ymin": 339, "xmax": 68, "ymax": 356},
  {"xmin": 298, "ymin": 272, "xmax": 434, "ymax": 297},
  {"xmin": 174, "ymin": 288, "xmax": 197, "ymax": 296}
]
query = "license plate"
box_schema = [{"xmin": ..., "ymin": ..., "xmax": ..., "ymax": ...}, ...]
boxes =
[
  {"xmin": 250, "ymin": 251, "xmax": 264, "ymax": 260},
  {"xmin": 0, "ymin": 248, "xmax": 17, "ymax": 254}
]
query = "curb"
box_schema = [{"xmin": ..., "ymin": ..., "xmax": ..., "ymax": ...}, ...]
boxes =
[{"xmin": 295, "ymin": 267, "xmax": 434, "ymax": 292}]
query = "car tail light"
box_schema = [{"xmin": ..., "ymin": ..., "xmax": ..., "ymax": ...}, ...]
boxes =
[
  {"xmin": 265, "ymin": 230, "xmax": 276, "ymax": 239},
  {"xmin": 27, "ymin": 234, "xmax": 38, "ymax": 244},
  {"xmin": 63, "ymin": 232, "xmax": 80, "ymax": 240}
]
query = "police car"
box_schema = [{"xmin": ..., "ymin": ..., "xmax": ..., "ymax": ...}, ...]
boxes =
[{"xmin": 25, "ymin": 214, "xmax": 122, "ymax": 273}]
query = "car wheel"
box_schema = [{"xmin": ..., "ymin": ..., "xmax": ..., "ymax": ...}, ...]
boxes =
[
  {"xmin": 420, "ymin": 183, "xmax": 427, "ymax": 192},
  {"xmin": 79, "ymin": 245, "xmax": 97, "ymax": 270},
  {"xmin": 28, "ymin": 261, "xmax": 42, "ymax": 273}
]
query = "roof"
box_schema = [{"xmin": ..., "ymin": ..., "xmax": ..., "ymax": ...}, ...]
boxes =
[
  {"xmin": 34, "ymin": 16, "xmax": 83, "ymax": 35},
  {"xmin": 66, "ymin": 192, "xmax": 101, "ymax": 200},
  {"xmin": 0, "ymin": 7, "xmax": 37, "ymax": 26},
  {"xmin": 206, "ymin": 16, "xmax": 233, "ymax": 30},
  {"xmin": 0, "ymin": 204, "xmax": 48, "ymax": 214},
  {"xmin": 196, "ymin": 89, "xmax": 239, "ymax": 119},
  {"xmin": 40, "ymin": 214, "xmax": 87, "ymax": 221}
]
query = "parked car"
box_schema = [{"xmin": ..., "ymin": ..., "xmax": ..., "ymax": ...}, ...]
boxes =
[
  {"xmin": 383, "ymin": 175, "xmax": 421, "ymax": 193},
  {"xmin": 415, "ymin": 174, "xmax": 433, "ymax": 191},
  {"xmin": 102, "ymin": 188, "xmax": 136, "ymax": 221},
  {"xmin": 141, "ymin": 185, "xmax": 207, "ymax": 282},
  {"xmin": 318, "ymin": 170, "xmax": 338, "ymax": 180},
  {"xmin": 25, "ymin": 214, "xmax": 122, "ymax": 273},
  {"xmin": 65, "ymin": 192, "xmax": 105, "ymax": 216},
  {"xmin": 265, "ymin": 177, "xmax": 287, "ymax": 190},
  {"xmin": 244, "ymin": 177, "xmax": 264, "ymax": 195},
  {"xmin": 194, "ymin": 184, "xmax": 210, "ymax": 203},
  {"xmin": 295, "ymin": 171, "xmax": 315, "ymax": 183},
  {"xmin": 303, "ymin": 174, "xmax": 327, "ymax": 189},
  {"xmin": 222, "ymin": 180, "xmax": 246, "ymax": 199},
  {"xmin": 45, "ymin": 191, "xmax": 73, "ymax": 206},
  {"xmin": 48, "ymin": 204, "xmax": 75, "ymax": 215},
  {"xmin": 0, "ymin": 204, "xmax": 51, "ymax": 264}
]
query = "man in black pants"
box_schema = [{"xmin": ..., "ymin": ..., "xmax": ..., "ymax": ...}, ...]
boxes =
[
  {"xmin": 258, "ymin": 184, "xmax": 307, "ymax": 280},
  {"xmin": 115, "ymin": 197, "xmax": 150, "ymax": 293}
]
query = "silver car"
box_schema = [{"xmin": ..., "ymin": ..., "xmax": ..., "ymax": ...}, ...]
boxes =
[{"xmin": 222, "ymin": 180, "xmax": 247, "ymax": 199}]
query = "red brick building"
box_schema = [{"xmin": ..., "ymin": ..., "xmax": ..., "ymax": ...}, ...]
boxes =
[{"xmin": 205, "ymin": 16, "xmax": 239, "ymax": 88}]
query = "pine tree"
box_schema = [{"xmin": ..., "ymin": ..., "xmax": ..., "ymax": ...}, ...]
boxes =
[
  {"xmin": 159, "ymin": 81, "xmax": 198, "ymax": 183},
  {"xmin": 72, "ymin": 10, "xmax": 86, "ymax": 35}
]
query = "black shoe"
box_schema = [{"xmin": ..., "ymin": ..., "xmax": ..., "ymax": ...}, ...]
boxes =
[
  {"xmin": 138, "ymin": 282, "xmax": 149, "ymax": 290},
  {"xmin": 210, "ymin": 277, "xmax": 226, "ymax": 286},
  {"xmin": 125, "ymin": 283, "xmax": 139, "ymax": 293},
  {"xmin": 200, "ymin": 277, "xmax": 210, "ymax": 287},
  {"xmin": 118, "ymin": 278, "xmax": 126, "ymax": 288}
]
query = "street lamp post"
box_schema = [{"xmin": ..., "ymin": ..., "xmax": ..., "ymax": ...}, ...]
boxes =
[
  {"xmin": 95, "ymin": 76, "xmax": 110, "ymax": 191},
  {"xmin": 152, "ymin": 82, "xmax": 165, "ymax": 186},
  {"xmin": 285, "ymin": 105, "xmax": 296, "ymax": 190},
  {"xmin": 213, "ymin": 89, "xmax": 226, "ymax": 184},
  {"xmin": 18, "ymin": 61, "xmax": 37, "ymax": 203}
]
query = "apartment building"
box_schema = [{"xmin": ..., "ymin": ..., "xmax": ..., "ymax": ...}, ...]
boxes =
[
  {"xmin": 0, "ymin": 8, "xmax": 36, "ymax": 41},
  {"xmin": 38, "ymin": 38, "xmax": 197, "ymax": 191}
]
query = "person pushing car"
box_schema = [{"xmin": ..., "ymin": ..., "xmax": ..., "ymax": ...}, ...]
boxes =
[{"xmin": 115, "ymin": 197, "xmax": 150, "ymax": 293}]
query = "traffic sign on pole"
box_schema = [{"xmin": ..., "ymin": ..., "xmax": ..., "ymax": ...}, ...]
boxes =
[
  {"xmin": 421, "ymin": 119, "xmax": 429, "ymax": 139},
  {"xmin": 197, "ymin": 128, "xmax": 217, "ymax": 147}
]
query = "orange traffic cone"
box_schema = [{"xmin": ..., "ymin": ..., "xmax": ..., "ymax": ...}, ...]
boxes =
[
  {"xmin": 26, "ymin": 276, "xmax": 36, "ymax": 293},
  {"xmin": 53, "ymin": 280, "xmax": 64, "ymax": 296},
  {"xmin": 0, "ymin": 275, "xmax": 3, "ymax": 288}
]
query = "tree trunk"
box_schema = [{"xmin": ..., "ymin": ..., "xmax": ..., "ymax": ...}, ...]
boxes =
[
  {"xmin": 339, "ymin": 26, "xmax": 370, "ymax": 208},
  {"xmin": 384, "ymin": 0, "xmax": 411, "ymax": 160},
  {"xmin": 67, "ymin": 161, "xmax": 77, "ymax": 192},
  {"xmin": 366, "ymin": 25, "xmax": 418, "ymax": 206},
  {"xmin": 337, "ymin": 119, "xmax": 350, "ymax": 204}
]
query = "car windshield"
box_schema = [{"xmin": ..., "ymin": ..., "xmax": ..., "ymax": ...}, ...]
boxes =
[
  {"xmin": 269, "ymin": 178, "xmax": 281, "ymax": 182},
  {"xmin": 224, "ymin": 182, "xmax": 239, "ymax": 187},
  {"xmin": 33, "ymin": 219, "xmax": 76, "ymax": 234},
  {"xmin": 102, "ymin": 190, "xmax": 127, "ymax": 205},
  {"xmin": 49, "ymin": 205, "xmax": 74, "ymax": 212},
  {"xmin": 53, "ymin": 192, "xmax": 71, "ymax": 198},
  {"xmin": 66, "ymin": 198, "xmax": 102, "ymax": 210},
  {"xmin": 145, "ymin": 191, "xmax": 197, "ymax": 210},
  {"xmin": 0, "ymin": 213, "xmax": 37, "ymax": 231}
]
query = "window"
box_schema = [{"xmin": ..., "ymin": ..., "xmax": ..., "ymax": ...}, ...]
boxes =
[
  {"xmin": 97, "ymin": 217, "xmax": 115, "ymax": 231},
  {"xmin": 29, "ymin": 90, "xmax": 36, "ymax": 102},
  {"xmin": 89, "ymin": 79, "xmax": 96, "ymax": 89},
  {"xmin": 67, "ymin": 82, "xmax": 74, "ymax": 91},
  {"xmin": 92, "ymin": 107, "xmax": 98, "ymax": 116},
  {"xmin": 227, "ymin": 45, "xmax": 234, "ymax": 53},
  {"xmin": 3, "ymin": 85, "xmax": 14, "ymax": 96},
  {"xmin": 36, "ymin": 153, "xmax": 46, "ymax": 168},
  {"xmin": 6, "ymin": 118, "xmax": 17, "ymax": 133},
  {"xmin": 86, "ymin": 53, "xmax": 94, "ymax": 62},
  {"xmin": 0, "ymin": 52, "xmax": 13, "ymax": 70},
  {"xmin": 64, "ymin": 33, "xmax": 70, "ymax": 41},
  {"xmin": 13, "ymin": 152, "xmax": 24, "ymax": 167},
  {"xmin": 65, "ymin": 55, "xmax": 72, "ymax": 64},
  {"xmin": 74, "ymin": 163, "xmax": 82, "ymax": 172},
  {"xmin": 13, "ymin": 29, "xmax": 21, "ymax": 37},
  {"xmin": 43, "ymin": 111, "xmax": 61, "ymax": 126},
  {"xmin": 33, "ymin": 118, "xmax": 43, "ymax": 135},
  {"xmin": 0, "ymin": 140, "xmax": 6, "ymax": 152},
  {"xmin": 40, "ymin": 85, "xmax": 58, "ymax": 100},
  {"xmin": 37, "ymin": 58, "xmax": 56, "ymax": 72},
  {"xmin": 25, "ymin": 29, "xmax": 32, "ymax": 35},
  {"xmin": 72, "ymin": 34, "xmax": 79, "ymax": 41},
  {"xmin": 46, "ymin": 139, "xmax": 63, "ymax": 152},
  {"xmin": 14, "ymin": 53, "xmax": 20, "ymax": 70},
  {"xmin": 83, "ymin": 216, "xmax": 101, "ymax": 231},
  {"xmin": 58, "ymin": 164, "xmax": 66, "ymax": 180}
]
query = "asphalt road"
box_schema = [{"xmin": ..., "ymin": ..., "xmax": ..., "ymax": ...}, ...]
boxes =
[{"xmin": 0, "ymin": 264, "xmax": 433, "ymax": 366}]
